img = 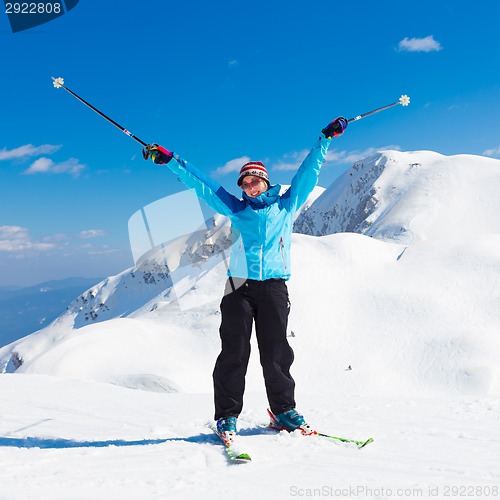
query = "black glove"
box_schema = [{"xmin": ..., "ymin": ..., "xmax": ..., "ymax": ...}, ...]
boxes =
[
  {"xmin": 322, "ymin": 117, "xmax": 348, "ymax": 139},
  {"xmin": 143, "ymin": 144, "xmax": 173, "ymax": 164}
]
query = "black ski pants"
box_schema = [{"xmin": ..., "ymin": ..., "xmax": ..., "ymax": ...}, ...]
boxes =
[{"xmin": 213, "ymin": 278, "xmax": 296, "ymax": 420}]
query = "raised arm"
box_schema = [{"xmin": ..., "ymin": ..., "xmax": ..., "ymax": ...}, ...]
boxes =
[
  {"xmin": 284, "ymin": 117, "xmax": 348, "ymax": 211},
  {"xmin": 148, "ymin": 145, "xmax": 243, "ymax": 217}
]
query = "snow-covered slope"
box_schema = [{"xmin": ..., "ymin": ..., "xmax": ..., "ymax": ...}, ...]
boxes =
[
  {"xmin": 2, "ymin": 232, "xmax": 500, "ymax": 398},
  {"xmin": 294, "ymin": 150, "xmax": 500, "ymax": 243},
  {"xmin": 1, "ymin": 374, "xmax": 499, "ymax": 499}
]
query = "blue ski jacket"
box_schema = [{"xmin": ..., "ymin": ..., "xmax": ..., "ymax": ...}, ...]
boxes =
[{"xmin": 165, "ymin": 136, "xmax": 331, "ymax": 281}]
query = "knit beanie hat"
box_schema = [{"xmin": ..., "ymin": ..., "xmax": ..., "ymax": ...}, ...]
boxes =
[{"xmin": 237, "ymin": 161, "xmax": 270, "ymax": 187}]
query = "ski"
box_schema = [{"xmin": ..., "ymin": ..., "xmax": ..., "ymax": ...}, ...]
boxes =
[
  {"xmin": 316, "ymin": 432, "xmax": 374, "ymax": 449},
  {"xmin": 264, "ymin": 424, "xmax": 373, "ymax": 449},
  {"xmin": 211, "ymin": 426, "xmax": 252, "ymax": 463},
  {"xmin": 265, "ymin": 409, "xmax": 373, "ymax": 449}
]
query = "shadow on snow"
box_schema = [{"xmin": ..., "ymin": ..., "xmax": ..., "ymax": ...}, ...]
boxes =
[
  {"xmin": 0, "ymin": 424, "xmax": 274, "ymax": 449},
  {"xmin": 0, "ymin": 432, "xmax": 219, "ymax": 449}
]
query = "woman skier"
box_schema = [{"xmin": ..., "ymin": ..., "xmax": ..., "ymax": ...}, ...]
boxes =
[{"xmin": 148, "ymin": 116, "xmax": 348, "ymax": 443}]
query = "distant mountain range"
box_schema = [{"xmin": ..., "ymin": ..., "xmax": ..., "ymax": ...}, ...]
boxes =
[{"xmin": 0, "ymin": 277, "xmax": 102, "ymax": 348}]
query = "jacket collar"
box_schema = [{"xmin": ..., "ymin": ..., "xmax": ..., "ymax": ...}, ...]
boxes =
[{"xmin": 242, "ymin": 184, "xmax": 281, "ymax": 206}]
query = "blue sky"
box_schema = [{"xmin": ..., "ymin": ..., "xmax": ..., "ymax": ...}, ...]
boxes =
[{"xmin": 1, "ymin": 0, "xmax": 499, "ymax": 286}]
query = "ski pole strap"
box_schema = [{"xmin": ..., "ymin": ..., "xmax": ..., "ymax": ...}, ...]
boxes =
[{"xmin": 142, "ymin": 144, "xmax": 154, "ymax": 160}]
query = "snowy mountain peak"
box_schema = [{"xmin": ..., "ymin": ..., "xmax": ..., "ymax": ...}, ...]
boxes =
[{"xmin": 294, "ymin": 149, "xmax": 500, "ymax": 243}]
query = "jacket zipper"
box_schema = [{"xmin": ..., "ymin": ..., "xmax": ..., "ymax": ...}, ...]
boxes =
[
  {"xmin": 259, "ymin": 245, "xmax": 263, "ymax": 280},
  {"xmin": 259, "ymin": 207, "xmax": 266, "ymax": 281},
  {"xmin": 232, "ymin": 238, "xmax": 243, "ymax": 275},
  {"xmin": 279, "ymin": 236, "xmax": 287, "ymax": 270}
]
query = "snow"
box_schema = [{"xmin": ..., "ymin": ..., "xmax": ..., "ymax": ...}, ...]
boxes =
[
  {"xmin": 1, "ymin": 150, "xmax": 500, "ymax": 498},
  {"xmin": 1, "ymin": 375, "xmax": 499, "ymax": 499}
]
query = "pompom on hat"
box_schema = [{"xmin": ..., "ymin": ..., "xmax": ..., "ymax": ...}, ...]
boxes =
[{"xmin": 237, "ymin": 161, "xmax": 270, "ymax": 187}]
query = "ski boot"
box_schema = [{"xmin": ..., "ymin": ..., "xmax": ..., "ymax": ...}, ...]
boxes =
[
  {"xmin": 268, "ymin": 408, "xmax": 316, "ymax": 436},
  {"xmin": 215, "ymin": 416, "xmax": 237, "ymax": 446}
]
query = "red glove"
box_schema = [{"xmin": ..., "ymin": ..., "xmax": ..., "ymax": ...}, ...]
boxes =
[
  {"xmin": 322, "ymin": 117, "xmax": 348, "ymax": 138},
  {"xmin": 144, "ymin": 144, "xmax": 173, "ymax": 164}
]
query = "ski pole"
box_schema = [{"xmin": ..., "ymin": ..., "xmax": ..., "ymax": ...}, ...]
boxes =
[
  {"xmin": 51, "ymin": 77, "xmax": 154, "ymax": 158},
  {"xmin": 348, "ymin": 95, "xmax": 410, "ymax": 123}
]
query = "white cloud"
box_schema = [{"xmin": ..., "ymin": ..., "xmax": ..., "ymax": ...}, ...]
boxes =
[
  {"xmin": 0, "ymin": 225, "xmax": 117, "ymax": 260},
  {"xmin": 24, "ymin": 157, "xmax": 54, "ymax": 173},
  {"xmin": 0, "ymin": 143, "xmax": 62, "ymax": 160},
  {"xmin": 79, "ymin": 229, "xmax": 108, "ymax": 239},
  {"xmin": 0, "ymin": 226, "xmax": 57, "ymax": 253},
  {"xmin": 273, "ymin": 150, "xmax": 309, "ymax": 171},
  {"xmin": 397, "ymin": 35, "xmax": 442, "ymax": 53},
  {"xmin": 42, "ymin": 233, "xmax": 70, "ymax": 243},
  {"xmin": 213, "ymin": 156, "xmax": 251, "ymax": 175},
  {"xmin": 483, "ymin": 146, "xmax": 500, "ymax": 158},
  {"xmin": 228, "ymin": 59, "xmax": 239, "ymax": 67},
  {"xmin": 24, "ymin": 157, "xmax": 86, "ymax": 176},
  {"xmin": 1, "ymin": 144, "xmax": 85, "ymax": 177},
  {"xmin": 87, "ymin": 246, "xmax": 119, "ymax": 256}
]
